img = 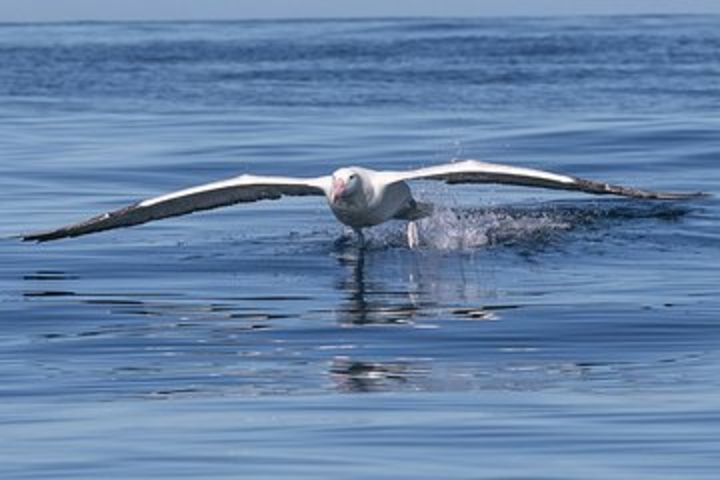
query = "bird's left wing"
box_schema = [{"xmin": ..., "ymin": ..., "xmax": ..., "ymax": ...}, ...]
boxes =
[
  {"xmin": 377, "ymin": 159, "xmax": 706, "ymax": 200},
  {"xmin": 23, "ymin": 174, "xmax": 331, "ymax": 242}
]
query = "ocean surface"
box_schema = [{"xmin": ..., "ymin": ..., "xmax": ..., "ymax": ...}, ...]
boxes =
[{"xmin": 1, "ymin": 15, "xmax": 719, "ymax": 479}]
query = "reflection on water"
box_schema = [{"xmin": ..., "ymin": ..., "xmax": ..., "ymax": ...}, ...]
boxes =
[
  {"xmin": 333, "ymin": 247, "xmax": 522, "ymax": 325},
  {"xmin": 334, "ymin": 252, "xmax": 422, "ymax": 326},
  {"xmin": 17, "ymin": 244, "xmax": 516, "ymax": 398},
  {"xmin": 13, "ymin": 199, "xmax": 710, "ymax": 399},
  {"xmin": 329, "ymin": 356, "xmax": 431, "ymax": 393}
]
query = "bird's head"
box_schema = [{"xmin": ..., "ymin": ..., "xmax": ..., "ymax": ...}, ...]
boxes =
[{"xmin": 330, "ymin": 168, "xmax": 363, "ymax": 204}]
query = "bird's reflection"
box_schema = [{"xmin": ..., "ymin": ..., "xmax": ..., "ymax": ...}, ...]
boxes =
[
  {"xmin": 329, "ymin": 356, "xmax": 430, "ymax": 393},
  {"xmin": 333, "ymin": 250, "xmax": 425, "ymax": 325},
  {"xmin": 332, "ymin": 243, "xmax": 501, "ymax": 326}
]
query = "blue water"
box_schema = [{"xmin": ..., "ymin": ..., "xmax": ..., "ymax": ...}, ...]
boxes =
[{"xmin": 1, "ymin": 16, "xmax": 720, "ymax": 479}]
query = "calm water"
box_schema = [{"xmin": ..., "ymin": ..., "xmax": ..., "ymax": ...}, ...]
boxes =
[{"xmin": 1, "ymin": 16, "xmax": 720, "ymax": 479}]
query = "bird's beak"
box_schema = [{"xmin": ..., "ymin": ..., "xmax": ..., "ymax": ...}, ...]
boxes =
[{"xmin": 331, "ymin": 178, "xmax": 346, "ymax": 203}]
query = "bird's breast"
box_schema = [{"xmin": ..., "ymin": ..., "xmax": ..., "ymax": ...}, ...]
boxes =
[{"xmin": 328, "ymin": 181, "xmax": 412, "ymax": 229}]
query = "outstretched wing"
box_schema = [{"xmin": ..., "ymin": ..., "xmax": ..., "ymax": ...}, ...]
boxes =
[
  {"xmin": 23, "ymin": 174, "xmax": 331, "ymax": 242},
  {"xmin": 379, "ymin": 159, "xmax": 706, "ymax": 200}
]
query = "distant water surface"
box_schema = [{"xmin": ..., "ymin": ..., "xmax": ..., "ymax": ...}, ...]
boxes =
[{"xmin": 1, "ymin": 16, "xmax": 719, "ymax": 479}]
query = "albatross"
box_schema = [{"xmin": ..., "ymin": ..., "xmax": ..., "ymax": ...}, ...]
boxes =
[{"xmin": 22, "ymin": 159, "xmax": 705, "ymax": 247}]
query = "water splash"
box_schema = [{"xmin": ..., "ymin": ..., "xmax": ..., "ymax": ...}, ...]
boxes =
[
  {"xmin": 360, "ymin": 205, "xmax": 569, "ymax": 251},
  {"xmin": 418, "ymin": 205, "xmax": 572, "ymax": 250},
  {"xmin": 361, "ymin": 201, "xmax": 693, "ymax": 251}
]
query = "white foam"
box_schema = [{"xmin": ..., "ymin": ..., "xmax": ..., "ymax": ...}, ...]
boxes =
[{"xmin": 364, "ymin": 204, "xmax": 571, "ymax": 251}]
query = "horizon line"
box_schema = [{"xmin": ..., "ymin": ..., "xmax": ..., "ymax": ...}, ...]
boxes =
[{"xmin": 0, "ymin": 12, "xmax": 716, "ymax": 26}]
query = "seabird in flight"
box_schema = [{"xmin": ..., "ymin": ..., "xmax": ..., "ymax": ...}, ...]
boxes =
[{"xmin": 22, "ymin": 159, "xmax": 705, "ymax": 247}]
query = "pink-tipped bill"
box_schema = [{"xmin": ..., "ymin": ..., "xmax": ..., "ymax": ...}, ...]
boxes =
[{"xmin": 331, "ymin": 178, "xmax": 346, "ymax": 203}]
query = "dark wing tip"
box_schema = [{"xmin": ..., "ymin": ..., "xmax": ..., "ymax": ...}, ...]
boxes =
[
  {"xmin": 20, "ymin": 206, "xmax": 137, "ymax": 243},
  {"xmin": 21, "ymin": 223, "xmax": 91, "ymax": 242},
  {"xmin": 572, "ymin": 178, "xmax": 710, "ymax": 200},
  {"xmin": 21, "ymin": 229, "xmax": 72, "ymax": 242},
  {"xmin": 630, "ymin": 190, "xmax": 711, "ymax": 200},
  {"xmin": 646, "ymin": 190, "xmax": 709, "ymax": 200},
  {"xmin": 687, "ymin": 191, "xmax": 712, "ymax": 198},
  {"xmin": 22, "ymin": 233, "xmax": 50, "ymax": 243}
]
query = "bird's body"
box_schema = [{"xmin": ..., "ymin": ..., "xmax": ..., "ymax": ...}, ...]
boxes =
[
  {"xmin": 22, "ymin": 159, "xmax": 706, "ymax": 245},
  {"xmin": 329, "ymin": 169, "xmax": 416, "ymax": 229}
]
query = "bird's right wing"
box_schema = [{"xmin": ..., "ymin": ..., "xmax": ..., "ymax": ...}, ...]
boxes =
[{"xmin": 23, "ymin": 174, "xmax": 331, "ymax": 242}]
